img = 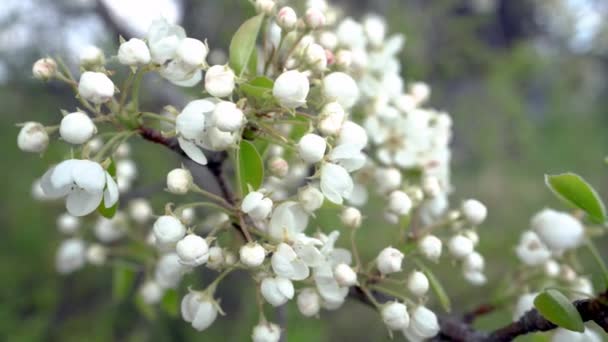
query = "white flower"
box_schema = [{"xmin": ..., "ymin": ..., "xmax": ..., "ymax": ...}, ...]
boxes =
[
  {"xmin": 166, "ymin": 168, "xmax": 193, "ymax": 194},
  {"xmin": 277, "ymin": 7, "xmax": 297, "ymax": 31},
  {"xmin": 374, "ymin": 167, "xmax": 402, "ymax": 194},
  {"xmin": 155, "ymin": 252, "xmax": 191, "ymax": 289},
  {"xmin": 56, "ymin": 238, "xmax": 86, "ymax": 274},
  {"xmin": 513, "ymin": 293, "xmax": 537, "ymax": 321},
  {"xmin": 304, "ymin": 7, "xmax": 325, "ymax": 29},
  {"xmin": 463, "ymin": 252, "xmax": 485, "ymax": 273},
  {"xmin": 336, "ymin": 18, "xmax": 366, "ymax": 49},
  {"xmin": 298, "ymin": 186, "xmax": 324, "ymax": 213},
  {"xmin": 544, "ymin": 260, "xmax": 560, "ymax": 277},
  {"xmin": 298, "ymin": 134, "xmax": 327, "ymax": 164},
  {"xmin": 552, "ymin": 327, "xmax": 603, "ymax": 342},
  {"xmin": 181, "ymin": 292, "xmax": 218, "ymax": 331},
  {"xmin": 363, "ymin": 15, "xmax": 386, "ymax": 47},
  {"xmin": 206, "ymin": 246, "xmax": 225, "ymax": 270},
  {"xmin": 327, "ymin": 143, "xmax": 366, "ymax": 172},
  {"xmin": 160, "ymin": 59, "xmax": 203, "ymax": 87},
  {"xmin": 255, "ymin": 0, "xmax": 276, "ymax": 15},
  {"xmin": 176, "ymin": 38, "xmax": 208, "ymax": 68},
  {"xmin": 205, "ymin": 65, "xmax": 235, "ymax": 98},
  {"xmin": 118, "ymin": 38, "xmax": 151, "ymax": 66},
  {"xmin": 318, "ymin": 102, "xmax": 346, "ymax": 136},
  {"xmin": 40, "ymin": 159, "xmax": 119, "ymax": 216},
  {"xmin": 211, "ymin": 101, "xmax": 245, "ymax": 132},
  {"xmin": 405, "ymin": 306, "xmax": 439, "ymax": 339},
  {"xmin": 418, "ymin": 235, "xmax": 442, "ymax": 262},
  {"xmin": 409, "ymin": 82, "xmax": 431, "ymax": 105},
  {"xmin": 461, "ymin": 199, "xmax": 487, "ymax": 225},
  {"xmin": 86, "ymin": 244, "xmax": 107, "ymax": 265},
  {"xmin": 60, "ymin": 112, "xmax": 97, "ymax": 145},
  {"xmin": 335, "ymin": 50, "xmax": 352, "ymax": 69},
  {"xmin": 334, "ymin": 263, "xmax": 357, "ymax": 287},
  {"xmin": 268, "ymin": 157, "xmax": 289, "ymax": 177},
  {"xmin": 18, "ymin": 122, "xmax": 49, "ymax": 153},
  {"xmin": 78, "ymin": 72, "xmax": 115, "ymax": 104},
  {"xmin": 239, "ymin": 243, "xmax": 266, "ymax": 268},
  {"xmin": 407, "ymin": 271, "xmax": 429, "ymax": 297},
  {"xmin": 463, "ymin": 270, "xmax": 487, "ymax": 286},
  {"xmin": 382, "ymin": 302, "xmax": 410, "ymax": 330},
  {"xmin": 128, "ymin": 198, "xmax": 153, "ymax": 224},
  {"xmin": 176, "ymin": 234, "xmax": 209, "ymax": 267},
  {"xmin": 147, "ymin": 18, "xmax": 186, "ymax": 64},
  {"xmin": 153, "ymin": 215, "xmax": 186, "ymax": 247},
  {"xmin": 32, "ymin": 58, "xmax": 56, "ymax": 80},
  {"xmin": 420, "ymin": 194, "xmax": 449, "ymax": 225},
  {"xmin": 268, "ymin": 202, "xmax": 309, "ymax": 241},
  {"xmin": 305, "ymin": 43, "xmax": 327, "ymax": 71},
  {"xmin": 322, "ymin": 72, "xmax": 359, "ymax": 109},
  {"xmin": 242, "ymin": 191, "xmax": 273, "ymax": 221},
  {"xmin": 340, "ymin": 207, "xmax": 362, "ymax": 229},
  {"xmin": 422, "ymin": 176, "xmax": 442, "ymax": 198},
  {"xmin": 388, "ymin": 190, "xmax": 412, "ymax": 216},
  {"xmin": 376, "ymin": 247, "xmax": 404, "ymax": 274},
  {"xmin": 320, "ymin": 163, "xmax": 353, "ymax": 205},
  {"xmin": 94, "ymin": 214, "xmax": 126, "ymax": 243},
  {"xmin": 252, "ymin": 322, "xmax": 281, "ymax": 342},
  {"xmin": 515, "ymin": 231, "xmax": 551, "ymax": 266},
  {"xmin": 273, "ymin": 70, "xmax": 310, "ymax": 108},
  {"xmin": 271, "ymin": 243, "xmax": 310, "ymax": 280},
  {"xmin": 261, "ymin": 277, "xmax": 294, "ymax": 306},
  {"xmin": 532, "ymin": 209, "xmax": 585, "ymax": 252},
  {"xmin": 297, "ymin": 288, "xmax": 321, "ymax": 317},
  {"xmin": 79, "ymin": 45, "xmax": 104, "ymax": 67},
  {"xmin": 447, "ymin": 235, "xmax": 474, "ymax": 259},
  {"xmin": 57, "ymin": 213, "xmax": 80, "ymax": 234},
  {"xmin": 140, "ymin": 280, "xmax": 164, "ymax": 304},
  {"xmin": 175, "ymin": 99, "xmax": 216, "ymax": 165}
]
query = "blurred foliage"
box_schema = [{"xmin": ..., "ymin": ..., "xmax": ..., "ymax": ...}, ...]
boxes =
[{"xmin": 1, "ymin": 0, "xmax": 608, "ymax": 341}]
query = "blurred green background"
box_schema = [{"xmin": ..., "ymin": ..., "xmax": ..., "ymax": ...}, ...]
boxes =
[{"xmin": 2, "ymin": 0, "xmax": 608, "ymax": 341}]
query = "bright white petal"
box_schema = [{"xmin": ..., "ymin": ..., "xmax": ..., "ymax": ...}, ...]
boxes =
[
  {"xmin": 72, "ymin": 160, "xmax": 106, "ymax": 193},
  {"xmin": 320, "ymin": 163, "xmax": 353, "ymax": 205},
  {"xmin": 293, "ymin": 243, "xmax": 324, "ymax": 267},
  {"xmin": 276, "ymin": 277, "xmax": 295, "ymax": 299},
  {"xmin": 171, "ymin": 69, "xmax": 202, "ymax": 87},
  {"xmin": 241, "ymin": 192, "xmax": 264, "ymax": 213},
  {"xmin": 178, "ymin": 137, "xmax": 208, "ymax": 165},
  {"xmin": 103, "ymin": 173, "xmax": 119, "ymax": 208},
  {"xmin": 40, "ymin": 166, "xmax": 70, "ymax": 198},
  {"xmin": 66, "ymin": 188, "xmax": 103, "ymax": 216},
  {"xmin": 50, "ymin": 160, "xmax": 78, "ymax": 189}
]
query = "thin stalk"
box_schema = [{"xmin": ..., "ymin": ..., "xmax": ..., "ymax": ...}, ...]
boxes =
[{"xmin": 190, "ymin": 184, "xmax": 234, "ymax": 209}]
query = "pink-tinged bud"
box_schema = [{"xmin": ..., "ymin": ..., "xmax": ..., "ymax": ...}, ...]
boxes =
[{"xmin": 304, "ymin": 8, "xmax": 325, "ymax": 29}]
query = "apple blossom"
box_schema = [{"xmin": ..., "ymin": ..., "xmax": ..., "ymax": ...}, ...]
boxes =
[
  {"xmin": 59, "ymin": 112, "xmax": 97, "ymax": 145},
  {"xmin": 340, "ymin": 207, "xmax": 362, "ymax": 228},
  {"xmin": 239, "ymin": 243, "xmax": 266, "ymax": 268},
  {"xmin": 297, "ymin": 288, "xmax": 321, "ymax": 317},
  {"xmin": 277, "ymin": 7, "xmax": 297, "ymax": 31},
  {"xmin": 273, "ymin": 70, "xmax": 309, "ymax": 108},
  {"xmin": 176, "ymin": 234, "xmax": 210, "ymax": 267},
  {"xmin": 261, "ymin": 277, "xmax": 294, "ymax": 307},
  {"xmin": 241, "ymin": 191, "xmax": 273, "ymax": 221},
  {"xmin": 419, "ymin": 235, "xmax": 442, "ymax": 262},
  {"xmin": 407, "ymin": 271, "xmax": 429, "ymax": 297},
  {"xmin": 297, "ymin": 186, "xmax": 324, "ymax": 213},
  {"xmin": 118, "ymin": 38, "xmax": 151, "ymax": 66},
  {"xmin": 18, "ymin": 122, "xmax": 49, "ymax": 153},
  {"xmin": 461, "ymin": 199, "xmax": 487, "ymax": 225},
  {"xmin": 531, "ymin": 209, "xmax": 584, "ymax": 252},
  {"xmin": 447, "ymin": 235, "xmax": 474, "ymax": 259},
  {"xmin": 153, "ymin": 215, "xmax": 186, "ymax": 247},
  {"xmin": 167, "ymin": 168, "xmax": 193, "ymax": 194},
  {"xmin": 140, "ymin": 280, "xmax": 164, "ymax": 304},
  {"xmin": 334, "ymin": 263, "xmax": 357, "ymax": 286},
  {"xmin": 78, "ymin": 71, "xmax": 114, "ymax": 104},
  {"xmin": 56, "ymin": 238, "xmax": 86, "ymax": 274},
  {"xmin": 181, "ymin": 292, "xmax": 219, "ymax": 331},
  {"xmin": 252, "ymin": 322, "xmax": 281, "ymax": 342},
  {"xmin": 382, "ymin": 302, "xmax": 410, "ymax": 330},
  {"xmin": 205, "ymin": 65, "xmax": 235, "ymax": 98},
  {"xmin": 32, "ymin": 58, "xmax": 57, "ymax": 80},
  {"xmin": 322, "ymin": 72, "xmax": 359, "ymax": 109},
  {"xmin": 376, "ymin": 247, "xmax": 404, "ymax": 274}
]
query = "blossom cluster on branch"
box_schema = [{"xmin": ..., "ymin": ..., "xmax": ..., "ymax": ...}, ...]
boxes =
[{"xmin": 18, "ymin": 0, "xmax": 608, "ymax": 341}]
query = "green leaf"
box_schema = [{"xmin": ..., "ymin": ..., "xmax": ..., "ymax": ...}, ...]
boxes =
[
  {"xmin": 229, "ymin": 14, "xmax": 264, "ymax": 77},
  {"xmin": 533, "ymin": 289, "xmax": 584, "ymax": 332},
  {"xmin": 112, "ymin": 263, "xmax": 136, "ymax": 302},
  {"xmin": 545, "ymin": 173, "xmax": 606, "ymax": 223},
  {"xmin": 240, "ymin": 76, "xmax": 274, "ymax": 99},
  {"xmin": 237, "ymin": 140, "xmax": 264, "ymax": 195},
  {"xmin": 415, "ymin": 260, "xmax": 451, "ymax": 312},
  {"xmin": 161, "ymin": 289, "xmax": 179, "ymax": 317}
]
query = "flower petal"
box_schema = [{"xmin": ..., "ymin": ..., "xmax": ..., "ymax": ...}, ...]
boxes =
[
  {"xmin": 178, "ymin": 137, "xmax": 207, "ymax": 165},
  {"xmin": 104, "ymin": 173, "xmax": 119, "ymax": 208},
  {"xmin": 320, "ymin": 163, "xmax": 353, "ymax": 205},
  {"xmin": 66, "ymin": 188, "xmax": 103, "ymax": 216},
  {"xmin": 40, "ymin": 166, "xmax": 70, "ymax": 198},
  {"xmin": 50, "ymin": 159, "xmax": 79, "ymax": 189},
  {"xmin": 72, "ymin": 160, "xmax": 106, "ymax": 193}
]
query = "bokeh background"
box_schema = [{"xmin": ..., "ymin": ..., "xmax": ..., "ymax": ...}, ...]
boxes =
[{"xmin": 2, "ymin": 0, "xmax": 608, "ymax": 341}]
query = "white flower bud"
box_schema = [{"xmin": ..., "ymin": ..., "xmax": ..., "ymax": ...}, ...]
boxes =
[
  {"xmin": 544, "ymin": 260, "xmax": 560, "ymax": 278},
  {"xmin": 128, "ymin": 198, "xmax": 153, "ymax": 224},
  {"xmin": 461, "ymin": 199, "xmax": 487, "ymax": 225},
  {"xmin": 376, "ymin": 247, "xmax": 404, "ymax": 274},
  {"xmin": 298, "ymin": 186, "xmax": 324, "ymax": 213},
  {"xmin": 176, "ymin": 38, "xmax": 208, "ymax": 68},
  {"xmin": 408, "ymin": 271, "xmax": 429, "ymax": 297},
  {"xmin": 532, "ymin": 209, "xmax": 584, "ymax": 252},
  {"xmin": 410, "ymin": 82, "xmax": 431, "ymax": 104},
  {"xmin": 212, "ymin": 101, "xmax": 245, "ymax": 132},
  {"xmin": 335, "ymin": 50, "xmax": 352, "ymax": 69},
  {"xmin": 241, "ymin": 191, "xmax": 274, "ymax": 221},
  {"xmin": 32, "ymin": 58, "xmax": 57, "ymax": 80},
  {"xmin": 78, "ymin": 71, "xmax": 115, "ymax": 104},
  {"xmin": 515, "ymin": 230, "xmax": 551, "ymax": 266},
  {"xmin": 305, "ymin": 43, "xmax": 327, "ymax": 70},
  {"xmin": 388, "ymin": 190, "xmax": 412, "ymax": 216},
  {"xmin": 166, "ymin": 168, "xmax": 193, "ymax": 194},
  {"xmin": 268, "ymin": 157, "xmax": 289, "ymax": 177},
  {"xmin": 239, "ymin": 243, "xmax": 266, "ymax": 268},
  {"xmin": 382, "ymin": 302, "xmax": 410, "ymax": 330},
  {"xmin": 422, "ymin": 176, "xmax": 441, "ymax": 198},
  {"xmin": 277, "ymin": 7, "xmax": 297, "ymax": 31},
  {"xmin": 18, "ymin": 122, "xmax": 49, "ymax": 153},
  {"xmin": 463, "ymin": 230, "xmax": 479, "ymax": 246},
  {"xmin": 318, "ymin": 102, "xmax": 345, "ymax": 136},
  {"xmin": 176, "ymin": 234, "xmax": 209, "ymax": 266},
  {"xmin": 255, "ymin": 0, "xmax": 276, "ymax": 15},
  {"xmin": 297, "ymin": 288, "xmax": 321, "ymax": 317},
  {"xmin": 118, "ymin": 38, "xmax": 151, "ymax": 66},
  {"xmin": 322, "ymin": 72, "xmax": 359, "ymax": 109},
  {"xmin": 153, "ymin": 215, "xmax": 186, "ymax": 247},
  {"xmin": 319, "ymin": 32, "xmax": 338, "ymax": 50},
  {"xmin": 560, "ymin": 265, "xmax": 577, "ymax": 283},
  {"xmin": 140, "ymin": 280, "xmax": 164, "ymax": 304},
  {"xmin": 463, "ymin": 252, "xmax": 485, "ymax": 272},
  {"xmin": 334, "ymin": 263, "xmax": 357, "ymax": 287},
  {"xmin": 304, "ymin": 7, "xmax": 326, "ymax": 29},
  {"xmin": 448, "ymin": 235, "xmax": 474, "ymax": 259},
  {"xmin": 60, "ymin": 112, "xmax": 97, "ymax": 144},
  {"xmin": 205, "ymin": 65, "xmax": 235, "ymax": 98},
  {"xmin": 206, "ymin": 246, "xmax": 225, "ymax": 270},
  {"xmin": 181, "ymin": 292, "xmax": 218, "ymax": 331},
  {"xmin": 273, "ymin": 70, "xmax": 309, "ymax": 108},
  {"xmin": 261, "ymin": 277, "xmax": 294, "ymax": 307},
  {"xmin": 57, "ymin": 213, "xmax": 80, "ymax": 234},
  {"xmin": 340, "ymin": 207, "xmax": 362, "ymax": 229},
  {"xmin": 56, "ymin": 238, "xmax": 86, "ymax": 274},
  {"xmin": 86, "ymin": 244, "xmax": 106, "ymax": 265},
  {"xmin": 180, "ymin": 207, "xmax": 197, "ymax": 225},
  {"xmin": 374, "ymin": 168, "xmax": 401, "ymax": 194},
  {"xmin": 419, "ymin": 235, "xmax": 442, "ymax": 262},
  {"xmin": 409, "ymin": 306, "xmax": 439, "ymax": 339},
  {"xmin": 513, "ymin": 293, "xmax": 537, "ymax": 321},
  {"xmin": 297, "ymin": 133, "xmax": 326, "ymax": 163},
  {"xmin": 464, "ymin": 270, "xmax": 487, "ymax": 286},
  {"xmin": 94, "ymin": 215, "xmax": 126, "ymax": 243},
  {"xmin": 363, "ymin": 15, "xmax": 386, "ymax": 47},
  {"xmin": 79, "ymin": 45, "xmax": 104, "ymax": 67},
  {"xmin": 252, "ymin": 322, "xmax": 281, "ymax": 342}
]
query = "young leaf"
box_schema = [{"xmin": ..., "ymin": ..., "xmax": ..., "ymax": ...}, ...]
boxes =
[
  {"xmin": 113, "ymin": 263, "xmax": 136, "ymax": 302},
  {"xmin": 237, "ymin": 140, "xmax": 264, "ymax": 195},
  {"xmin": 229, "ymin": 14, "xmax": 264, "ymax": 77},
  {"xmin": 415, "ymin": 260, "xmax": 451, "ymax": 312},
  {"xmin": 240, "ymin": 76, "xmax": 274, "ymax": 99},
  {"xmin": 161, "ymin": 289, "xmax": 179, "ymax": 317},
  {"xmin": 533, "ymin": 289, "xmax": 584, "ymax": 332},
  {"xmin": 545, "ymin": 173, "xmax": 606, "ymax": 223}
]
